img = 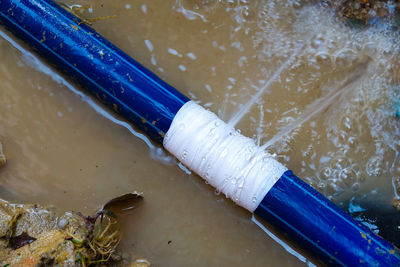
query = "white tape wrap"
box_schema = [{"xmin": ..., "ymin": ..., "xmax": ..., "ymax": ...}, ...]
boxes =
[{"xmin": 163, "ymin": 101, "xmax": 288, "ymax": 212}]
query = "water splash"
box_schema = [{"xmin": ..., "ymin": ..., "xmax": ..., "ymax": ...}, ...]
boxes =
[
  {"xmin": 262, "ymin": 61, "xmax": 368, "ymax": 149},
  {"xmin": 227, "ymin": 40, "xmax": 308, "ymax": 128}
]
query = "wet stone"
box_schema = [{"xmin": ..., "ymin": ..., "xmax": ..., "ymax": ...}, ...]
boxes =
[{"xmin": 325, "ymin": 0, "xmax": 400, "ymax": 26}]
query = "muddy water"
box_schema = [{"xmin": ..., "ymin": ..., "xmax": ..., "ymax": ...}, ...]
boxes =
[{"xmin": 0, "ymin": 0, "xmax": 400, "ymax": 265}]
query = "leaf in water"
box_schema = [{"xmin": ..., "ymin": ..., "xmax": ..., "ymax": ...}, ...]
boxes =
[
  {"xmin": 9, "ymin": 232, "xmax": 36, "ymax": 249},
  {"xmin": 102, "ymin": 193, "xmax": 143, "ymax": 216}
]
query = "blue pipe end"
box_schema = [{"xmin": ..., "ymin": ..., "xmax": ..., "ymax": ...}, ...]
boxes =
[{"xmin": 255, "ymin": 171, "xmax": 400, "ymax": 266}]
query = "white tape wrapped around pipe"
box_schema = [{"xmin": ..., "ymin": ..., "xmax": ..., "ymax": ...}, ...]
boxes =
[{"xmin": 163, "ymin": 101, "xmax": 287, "ymax": 212}]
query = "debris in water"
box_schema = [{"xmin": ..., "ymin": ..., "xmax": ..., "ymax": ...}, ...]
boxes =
[
  {"xmin": 56, "ymin": 2, "xmax": 116, "ymax": 26},
  {"xmin": 324, "ymin": 0, "xmax": 400, "ymax": 26},
  {"xmin": 102, "ymin": 192, "xmax": 143, "ymax": 215},
  {"xmin": 393, "ymin": 198, "xmax": 400, "ymax": 211},
  {"xmin": 0, "ymin": 193, "xmax": 146, "ymax": 266},
  {"xmin": 9, "ymin": 232, "xmax": 37, "ymax": 250}
]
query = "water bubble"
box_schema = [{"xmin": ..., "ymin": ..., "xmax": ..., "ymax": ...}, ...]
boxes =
[
  {"xmin": 366, "ymin": 155, "xmax": 383, "ymax": 177},
  {"xmin": 302, "ymin": 145, "xmax": 314, "ymax": 158},
  {"xmin": 315, "ymin": 52, "xmax": 332, "ymax": 66},
  {"xmin": 252, "ymin": 197, "xmax": 257, "ymax": 203},
  {"xmin": 338, "ymin": 130, "xmax": 349, "ymax": 144},
  {"xmin": 310, "ymin": 35, "xmax": 325, "ymax": 49},
  {"xmin": 258, "ymin": 9, "xmax": 268, "ymax": 19},
  {"xmin": 237, "ymin": 176, "xmax": 244, "ymax": 184},
  {"xmin": 326, "ymin": 180, "xmax": 345, "ymax": 196},
  {"xmin": 341, "ymin": 116, "xmax": 353, "ymax": 132},
  {"xmin": 214, "ymin": 189, "xmax": 221, "ymax": 195},
  {"xmin": 258, "ymin": 18, "xmax": 270, "ymax": 29},
  {"xmin": 331, "ymin": 156, "xmax": 350, "ymax": 170},
  {"xmin": 339, "ymin": 168, "xmax": 358, "ymax": 187},
  {"xmin": 181, "ymin": 0, "xmax": 219, "ymax": 11},
  {"xmin": 215, "ymin": 121, "xmax": 221, "ymax": 127},
  {"xmin": 224, "ymin": 0, "xmax": 235, "ymax": 7},
  {"xmin": 292, "ymin": 1, "xmax": 303, "ymax": 10},
  {"xmin": 181, "ymin": 150, "xmax": 188, "ymax": 160},
  {"xmin": 179, "ymin": 123, "xmax": 186, "ymax": 130},
  {"xmin": 348, "ymin": 136, "xmax": 357, "ymax": 148},
  {"xmin": 317, "ymin": 182, "xmax": 326, "ymax": 191},
  {"xmin": 210, "ymin": 128, "xmax": 216, "ymax": 134},
  {"xmin": 239, "ymin": 6, "xmax": 254, "ymax": 21},
  {"xmin": 352, "ymin": 183, "xmax": 360, "ymax": 191},
  {"xmin": 363, "ymin": 42, "xmax": 377, "ymax": 57},
  {"xmin": 319, "ymin": 167, "xmax": 332, "ymax": 180},
  {"xmin": 326, "ymin": 39, "xmax": 338, "ymax": 50},
  {"xmin": 334, "ymin": 49, "xmax": 358, "ymax": 68}
]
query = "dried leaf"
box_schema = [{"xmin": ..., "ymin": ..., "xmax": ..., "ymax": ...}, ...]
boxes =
[{"xmin": 102, "ymin": 193, "xmax": 143, "ymax": 216}]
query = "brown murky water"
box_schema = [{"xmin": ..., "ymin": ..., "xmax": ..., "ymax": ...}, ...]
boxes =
[{"xmin": 0, "ymin": 0, "xmax": 400, "ymax": 265}]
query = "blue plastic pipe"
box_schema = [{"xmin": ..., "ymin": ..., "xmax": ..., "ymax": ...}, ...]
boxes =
[
  {"xmin": 0, "ymin": 0, "xmax": 189, "ymax": 144},
  {"xmin": 255, "ymin": 171, "xmax": 400, "ymax": 266},
  {"xmin": 0, "ymin": 0, "xmax": 399, "ymax": 266}
]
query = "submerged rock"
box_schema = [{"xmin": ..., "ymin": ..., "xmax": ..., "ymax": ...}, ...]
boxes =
[
  {"xmin": 0, "ymin": 197, "xmax": 147, "ymax": 266},
  {"xmin": 0, "ymin": 199, "xmax": 81, "ymax": 266}
]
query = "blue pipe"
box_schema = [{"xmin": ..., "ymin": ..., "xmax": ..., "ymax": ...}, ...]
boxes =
[
  {"xmin": 0, "ymin": 0, "xmax": 399, "ymax": 266},
  {"xmin": 0, "ymin": 0, "xmax": 189, "ymax": 144},
  {"xmin": 254, "ymin": 171, "xmax": 400, "ymax": 266}
]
